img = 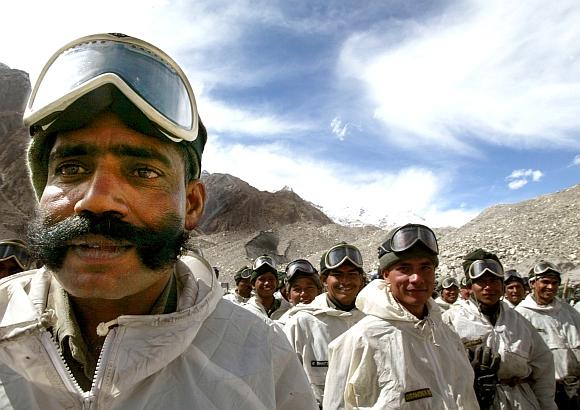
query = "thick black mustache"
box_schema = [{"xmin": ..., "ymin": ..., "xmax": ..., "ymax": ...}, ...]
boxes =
[{"xmin": 27, "ymin": 211, "xmax": 188, "ymax": 271}]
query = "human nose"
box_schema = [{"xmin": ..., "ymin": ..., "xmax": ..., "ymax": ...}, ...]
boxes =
[{"xmin": 73, "ymin": 166, "xmax": 128, "ymax": 216}]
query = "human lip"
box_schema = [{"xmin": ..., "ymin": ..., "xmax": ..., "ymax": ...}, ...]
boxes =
[{"xmin": 69, "ymin": 236, "xmax": 133, "ymax": 260}]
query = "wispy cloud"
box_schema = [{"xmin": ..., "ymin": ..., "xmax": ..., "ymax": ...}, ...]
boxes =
[
  {"xmin": 572, "ymin": 154, "xmax": 580, "ymax": 166},
  {"xmin": 203, "ymin": 137, "xmax": 481, "ymax": 227},
  {"xmin": 338, "ymin": 0, "xmax": 580, "ymax": 152},
  {"xmin": 330, "ymin": 117, "xmax": 348, "ymax": 140},
  {"xmin": 200, "ymin": 98, "xmax": 310, "ymax": 136},
  {"xmin": 506, "ymin": 169, "xmax": 544, "ymax": 190}
]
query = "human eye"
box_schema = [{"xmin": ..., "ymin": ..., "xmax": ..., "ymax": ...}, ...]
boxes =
[
  {"xmin": 132, "ymin": 167, "xmax": 161, "ymax": 179},
  {"xmin": 55, "ymin": 162, "xmax": 89, "ymax": 176}
]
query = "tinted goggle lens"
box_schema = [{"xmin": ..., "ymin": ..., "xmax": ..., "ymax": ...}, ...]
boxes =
[
  {"xmin": 468, "ymin": 259, "xmax": 504, "ymax": 279},
  {"xmin": 442, "ymin": 277, "xmax": 459, "ymax": 288},
  {"xmin": 532, "ymin": 261, "xmax": 560, "ymax": 276},
  {"xmin": 0, "ymin": 243, "xmax": 31, "ymax": 270},
  {"xmin": 325, "ymin": 245, "xmax": 363, "ymax": 270},
  {"xmin": 286, "ymin": 260, "xmax": 317, "ymax": 281},
  {"xmin": 253, "ymin": 256, "xmax": 276, "ymax": 271},
  {"xmin": 378, "ymin": 225, "xmax": 438, "ymax": 257},
  {"xmin": 240, "ymin": 268, "xmax": 252, "ymax": 279},
  {"xmin": 27, "ymin": 37, "xmax": 197, "ymax": 139}
]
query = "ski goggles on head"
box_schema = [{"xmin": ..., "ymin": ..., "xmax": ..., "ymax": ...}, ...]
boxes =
[
  {"xmin": 504, "ymin": 269, "xmax": 524, "ymax": 284},
  {"xmin": 0, "ymin": 241, "xmax": 32, "ymax": 271},
  {"xmin": 378, "ymin": 224, "xmax": 439, "ymax": 258},
  {"xmin": 24, "ymin": 33, "xmax": 199, "ymax": 144},
  {"xmin": 253, "ymin": 255, "xmax": 277, "ymax": 272},
  {"xmin": 441, "ymin": 277, "xmax": 459, "ymax": 289},
  {"xmin": 234, "ymin": 267, "xmax": 252, "ymax": 281},
  {"xmin": 324, "ymin": 243, "xmax": 363, "ymax": 270},
  {"xmin": 468, "ymin": 259, "xmax": 504, "ymax": 280},
  {"xmin": 529, "ymin": 261, "xmax": 561, "ymax": 280},
  {"xmin": 286, "ymin": 259, "xmax": 318, "ymax": 282}
]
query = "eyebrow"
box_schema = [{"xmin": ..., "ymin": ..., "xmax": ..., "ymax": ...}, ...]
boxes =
[{"xmin": 49, "ymin": 143, "xmax": 172, "ymax": 168}]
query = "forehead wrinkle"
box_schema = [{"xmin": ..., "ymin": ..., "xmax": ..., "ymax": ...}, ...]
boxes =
[
  {"xmin": 49, "ymin": 140, "xmax": 173, "ymax": 169},
  {"xmin": 49, "ymin": 142, "xmax": 100, "ymax": 162},
  {"xmin": 111, "ymin": 144, "xmax": 173, "ymax": 168}
]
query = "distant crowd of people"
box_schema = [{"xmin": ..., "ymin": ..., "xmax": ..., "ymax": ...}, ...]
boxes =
[{"xmin": 215, "ymin": 226, "xmax": 580, "ymax": 409}]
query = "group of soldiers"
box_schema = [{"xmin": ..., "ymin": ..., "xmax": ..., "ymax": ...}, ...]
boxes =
[
  {"xmin": 222, "ymin": 226, "xmax": 580, "ymax": 409},
  {"xmin": 0, "ymin": 32, "xmax": 578, "ymax": 409}
]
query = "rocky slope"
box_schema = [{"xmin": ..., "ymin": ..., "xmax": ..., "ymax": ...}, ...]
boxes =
[
  {"xmin": 198, "ymin": 172, "xmax": 332, "ymax": 234},
  {"xmin": 194, "ymin": 185, "xmax": 580, "ymax": 287},
  {"xmin": 1, "ymin": 63, "xmax": 578, "ymax": 288},
  {"xmin": 0, "ymin": 64, "xmax": 35, "ymax": 239}
]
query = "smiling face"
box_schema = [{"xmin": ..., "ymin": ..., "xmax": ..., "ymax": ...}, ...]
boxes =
[
  {"xmin": 289, "ymin": 276, "xmax": 321, "ymax": 305},
  {"xmin": 441, "ymin": 285, "xmax": 459, "ymax": 304},
  {"xmin": 253, "ymin": 271, "xmax": 278, "ymax": 299},
  {"xmin": 383, "ymin": 257, "xmax": 435, "ymax": 318},
  {"xmin": 31, "ymin": 112, "xmax": 205, "ymax": 301},
  {"xmin": 533, "ymin": 275, "xmax": 560, "ymax": 305},
  {"xmin": 470, "ymin": 273, "xmax": 503, "ymax": 307},
  {"xmin": 323, "ymin": 263, "xmax": 363, "ymax": 306},
  {"xmin": 504, "ymin": 281, "xmax": 526, "ymax": 305}
]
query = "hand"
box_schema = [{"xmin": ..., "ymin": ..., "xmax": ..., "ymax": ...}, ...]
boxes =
[{"xmin": 468, "ymin": 346, "xmax": 500, "ymax": 410}]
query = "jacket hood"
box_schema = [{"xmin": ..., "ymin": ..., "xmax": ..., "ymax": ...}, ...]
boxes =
[
  {"xmin": 517, "ymin": 293, "xmax": 561, "ymax": 313},
  {"xmin": 282, "ymin": 293, "xmax": 358, "ymax": 319},
  {"xmin": 356, "ymin": 279, "xmax": 441, "ymax": 322}
]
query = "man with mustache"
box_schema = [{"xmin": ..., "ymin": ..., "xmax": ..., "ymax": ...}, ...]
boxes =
[
  {"xmin": 0, "ymin": 33, "xmax": 316, "ymax": 409},
  {"xmin": 443, "ymin": 249, "xmax": 556, "ymax": 410},
  {"xmin": 516, "ymin": 261, "xmax": 580, "ymax": 408}
]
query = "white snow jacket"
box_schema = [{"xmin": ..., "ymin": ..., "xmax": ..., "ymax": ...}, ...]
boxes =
[
  {"xmin": 0, "ymin": 255, "xmax": 317, "ymax": 409},
  {"xmin": 242, "ymin": 295, "xmax": 290, "ymax": 320},
  {"xmin": 516, "ymin": 294, "xmax": 580, "ymax": 381},
  {"xmin": 283, "ymin": 293, "xmax": 365, "ymax": 405},
  {"xmin": 434, "ymin": 296, "xmax": 458, "ymax": 311},
  {"xmin": 222, "ymin": 290, "xmax": 250, "ymax": 305},
  {"xmin": 443, "ymin": 299, "xmax": 556, "ymax": 410},
  {"xmin": 323, "ymin": 279, "xmax": 479, "ymax": 410}
]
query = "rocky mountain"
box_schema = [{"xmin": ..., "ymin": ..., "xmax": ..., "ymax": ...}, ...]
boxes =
[
  {"xmin": 198, "ymin": 172, "xmax": 332, "ymax": 234},
  {"xmin": 0, "ymin": 63, "xmax": 35, "ymax": 240},
  {"xmin": 193, "ymin": 184, "xmax": 580, "ymax": 287},
  {"xmin": 1, "ymin": 64, "xmax": 578, "ymax": 289}
]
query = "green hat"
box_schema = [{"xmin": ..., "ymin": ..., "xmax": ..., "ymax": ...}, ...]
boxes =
[{"xmin": 234, "ymin": 266, "xmax": 252, "ymax": 283}]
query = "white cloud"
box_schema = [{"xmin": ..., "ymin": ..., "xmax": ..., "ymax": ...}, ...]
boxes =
[
  {"xmin": 199, "ymin": 97, "xmax": 310, "ymax": 136},
  {"xmin": 572, "ymin": 155, "xmax": 580, "ymax": 166},
  {"xmin": 506, "ymin": 168, "xmax": 544, "ymax": 190},
  {"xmin": 338, "ymin": 0, "xmax": 580, "ymax": 151},
  {"xmin": 507, "ymin": 179, "xmax": 528, "ymax": 190},
  {"xmin": 330, "ymin": 117, "xmax": 348, "ymax": 140},
  {"xmin": 203, "ymin": 137, "xmax": 480, "ymax": 227}
]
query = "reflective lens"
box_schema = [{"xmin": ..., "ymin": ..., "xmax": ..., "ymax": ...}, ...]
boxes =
[
  {"xmin": 378, "ymin": 224, "xmax": 438, "ymax": 258},
  {"xmin": 0, "ymin": 241, "xmax": 31, "ymax": 270},
  {"xmin": 532, "ymin": 261, "xmax": 560, "ymax": 276},
  {"xmin": 286, "ymin": 259, "xmax": 317, "ymax": 282},
  {"xmin": 240, "ymin": 268, "xmax": 252, "ymax": 279},
  {"xmin": 468, "ymin": 259, "xmax": 504, "ymax": 280},
  {"xmin": 253, "ymin": 255, "xmax": 276, "ymax": 272},
  {"xmin": 324, "ymin": 244, "xmax": 363, "ymax": 270},
  {"xmin": 504, "ymin": 269, "xmax": 524, "ymax": 283},
  {"xmin": 25, "ymin": 33, "xmax": 198, "ymax": 142},
  {"xmin": 442, "ymin": 277, "xmax": 459, "ymax": 288}
]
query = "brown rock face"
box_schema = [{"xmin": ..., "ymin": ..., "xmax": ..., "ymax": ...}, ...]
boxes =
[
  {"xmin": 197, "ymin": 172, "xmax": 332, "ymax": 234},
  {"xmin": 0, "ymin": 64, "xmax": 36, "ymax": 240}
]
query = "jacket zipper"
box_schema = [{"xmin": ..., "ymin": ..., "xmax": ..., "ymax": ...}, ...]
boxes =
[{"xmin": 40, "ymin": 328, "xmax": 116, "ymax": 409}]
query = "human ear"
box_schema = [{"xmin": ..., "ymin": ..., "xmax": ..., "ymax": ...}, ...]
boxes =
[{"xmin": 185, "ymin": 180, "xmax": 206, "ymax": 230}]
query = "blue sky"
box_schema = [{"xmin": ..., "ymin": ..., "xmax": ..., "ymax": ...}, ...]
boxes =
[{"xmin": 2, "ymin": 0, "xmax": 579, "ymax": 227}]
